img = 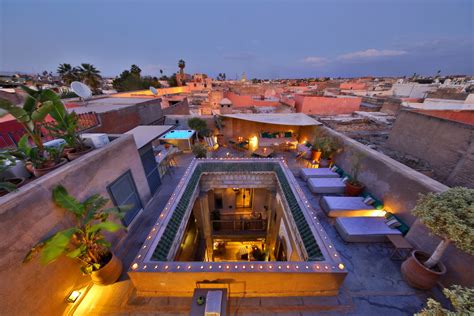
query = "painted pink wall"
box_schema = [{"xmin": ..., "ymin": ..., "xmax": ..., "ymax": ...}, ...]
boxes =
[
  {"xmin": 340, "ymin": 82, "xmax": 367, "ymax": 90},
  {"xmin": 224, "ymin": 92, "xmax": 281, "ymax": 107},
  {"xmin": 294, "ymin": 94, "xmax": 361, "ymax": 115}
]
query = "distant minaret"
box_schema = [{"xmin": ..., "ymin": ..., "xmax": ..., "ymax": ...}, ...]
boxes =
[{"xmin": 241, "ymin": 72, "xmax": 247, "ymax": 82}]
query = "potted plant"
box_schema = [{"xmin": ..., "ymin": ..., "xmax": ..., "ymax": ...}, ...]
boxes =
[
  {"xmin": 24, "ymin": 185, "xmax": 128, "ymax": 285},
  {"xmin": 43, "ymin": 90, "xmax": 93, "ymax": 160},
  {"xmin": 345, "ymin": 152, "xmax": 365, "ymax": 196},
  {"xmin": 415, "ymin": 285, "xmax": 473, "ymax": 315},
  {"xmin": 0, "ymin": 151, "xmax": 26, "ymax": 196},
  {"xmin": 312, "ymin": 136, "xmax": 341, "ymax": 167},
  {"xmin": 17, "ymin": 135, "xmax": 67, "ymax": 177},
  {"xmin": 0, "ymin": 87, "xmax": 67, "ymax": 176},
  {"xmin": 401, "ymin": 187, "xmax": 474, "ymax": 290}
]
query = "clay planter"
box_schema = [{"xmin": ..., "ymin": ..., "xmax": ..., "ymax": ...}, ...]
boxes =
[
  {"xmin": 91, "ymin": 253, "xmax": 123, "ymax": 285},
  {"xmin": 0, "ymin": 178, "xmax": 25, "ymax": 197},
  {"xmin": 311, "ymin": 150, "xmax": 322, "ymax": 162},
  {"xmin": 33, "ymin": 158, "xmax": 68, "ymax": 178},
  {"xmin": 401, "ymin": 250, "xmax": 446, "ymax": 290},
  {"xmin": 345, "ymin": 181, "xmax": 365, "ymax": 196},
  {"xmin": 66, "ymin": 146, "xmax": 93, "ymax": 161}
]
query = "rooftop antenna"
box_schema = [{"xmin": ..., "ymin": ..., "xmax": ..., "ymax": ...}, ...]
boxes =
[
  {"xmin": 71, "ymin": 81, "xmax": 92, "ymax": 106},
  {"xmin": 149, "ymin": 86, "xmax": 158, "ymax": 97}
]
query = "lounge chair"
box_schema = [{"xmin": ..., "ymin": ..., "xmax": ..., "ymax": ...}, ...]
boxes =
[
  {"xmin": 335, "ymin": 217, "xmax": 402, "ymax": 242},
  {"xmin": 300, "ymin": 168, "xmax": 340, "ymax": 181},
  {"xmin": 320, "ymin": 196, "xmax": 377, "ymax": 217},
  {"xmin": 308, "ymin": 178, "xmax": 346, "ymax": 194}
]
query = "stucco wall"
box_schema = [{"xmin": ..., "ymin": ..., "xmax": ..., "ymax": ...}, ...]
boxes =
[
  {"xmin": 91, "ymin": 102, "xmax": 164, "ymax": 134},
  {"xmin": 324, "ymin": 127, "xmax": 474, "ymax": 287},
  {"xmin": 387, "ymin": 110, "xmax": 474, "ymax": 188},
  {"xmin": 294, "ymin": 95, "xmax": 361, "ymax": 115},
  {"xmin": 0, "ymin": 135, "xmax": 150, "ymax": 315},
  {"xmin": 224, "ymin": 92, "xmax": 281, "ymax": 107}
]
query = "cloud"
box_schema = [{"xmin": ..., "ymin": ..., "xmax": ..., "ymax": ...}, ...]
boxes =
[
  {"xmin": 301, "ymin": 56, "xmax": 329, "ymax": 66},
  {"xmin": 337, "ymin": 49, "xmax": 407, "ymax": 61}
]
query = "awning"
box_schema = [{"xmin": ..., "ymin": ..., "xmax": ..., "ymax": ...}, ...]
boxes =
[
  {"xmin": 219, "ymin": 113, "xmax": 321, "ymax": 126},
  {"xmin": 125, "ymin": 125, "xmax": 173, "ymax": 149}
]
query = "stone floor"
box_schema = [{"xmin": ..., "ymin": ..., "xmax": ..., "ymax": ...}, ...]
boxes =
[{"xmin": 73, "ymin": 147, "xmax": 444, "ymax": 316}]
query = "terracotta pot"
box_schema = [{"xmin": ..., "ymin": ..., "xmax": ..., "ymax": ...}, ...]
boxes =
[
  {"xmin": 0, "ymin": 178, "xmax": 25, "ymax": 197},
  {"xmin": 401, "ymin": 250, "xmax": 446, "ymax": 290},
  {"xmin": 67, "ymin": 146, "xmax": 93, "ymax": 161},
  {"xmin": 33, "ymin": 158, "xmax": 68, "ymax": 178},
  {"xmin": 345, "ymin": 181, "xmax": 365, "ymax": 196},
  {"xmin": 91, "ymin": 253, "xmax": 123, "ymax": 285},
  {"xmin": 311, "ymin": 150, "xmax": 322, "ymax": 162}
]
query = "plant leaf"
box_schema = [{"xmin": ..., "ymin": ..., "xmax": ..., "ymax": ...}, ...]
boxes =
[
  {"xmin": 89, "ymin": 221, "xmax": 124, "ymax": 233},
  {"xmin": 52, "ymin": 185, "xmax": 84, "ymax": 216},
  {"xmin": 0, "ymin": 181, "xmax": 17, "ymax": 192},
  {"xmin": 31, "ymin": 100, "xmax": 53, "ymax": 122},
  {"xmin": 66, "ymin": 245, "xmax": 86, "ymax": 258},
  {"xmin": 40, "ymin": 228, "xmax": 77, "ymax": 264}
]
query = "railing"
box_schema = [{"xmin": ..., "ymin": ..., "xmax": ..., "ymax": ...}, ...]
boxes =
[{"xmin": 212, "ymin": 219, "xmax": 267, "ymax": 232}]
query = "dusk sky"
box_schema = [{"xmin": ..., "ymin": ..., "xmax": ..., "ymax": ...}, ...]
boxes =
[{"xmin": 1, "ymin": 0, "xmax": 473, "ymax": 79}]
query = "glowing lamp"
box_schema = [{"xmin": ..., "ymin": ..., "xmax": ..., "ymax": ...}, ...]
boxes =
[
  {"xmin": 66, "ymin": 290, "xmax": 81, "ymax": 303},
  {"xmin": 338, "ymin": 263, "xmax": 345, "ymax": 270}
]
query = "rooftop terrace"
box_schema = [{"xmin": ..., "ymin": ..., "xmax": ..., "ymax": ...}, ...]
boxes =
[{"xmin": 73, "ymin": 147, "xmax": 445, "ymax": 315}]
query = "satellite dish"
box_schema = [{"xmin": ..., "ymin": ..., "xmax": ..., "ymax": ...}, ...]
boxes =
[
  {"xmin": 71, "ymin": 81, "xmax": 92, "ymax": 100},
  {"xmin": 149, "ymin": 86, "xmax": 158, "ymax": 95}
]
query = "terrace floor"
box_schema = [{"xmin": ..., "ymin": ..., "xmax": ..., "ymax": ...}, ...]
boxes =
[{"xmin": 73, "ymin": 146, "xmax": 444, "ymax": 316}]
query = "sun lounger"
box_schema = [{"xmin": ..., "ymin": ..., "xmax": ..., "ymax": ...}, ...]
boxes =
[
  {"xmin": 308, "ymin": 178, "xmax": 346, "ymax": 194},
  {"xmin": 300, "ymin": 168, "xmax": 340, "ymax": 181},
  {"xmin": 320, "ymin": 196, "xmax": 376, "ymax": 217},
  {"xmin": 335, "ymin": 217, "xmax": 402, "ymax": 242}
]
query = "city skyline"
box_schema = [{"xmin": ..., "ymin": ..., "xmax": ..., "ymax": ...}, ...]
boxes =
[{"xmin": 1, "ymin": 0, "xmax": 473, "ymax": 78}]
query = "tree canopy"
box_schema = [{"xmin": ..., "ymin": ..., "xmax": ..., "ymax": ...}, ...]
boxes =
[
  {"xmin": 412, "ymin": 187, "xmax": 474, "ymax": 255},
  {"xmin": 112, "ymin": 65, "xmax": 161, "ymax": 92}
]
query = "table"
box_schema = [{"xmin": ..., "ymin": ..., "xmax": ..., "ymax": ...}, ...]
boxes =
[
  {"xmin": 190, "ymin": 288, "xmax": 228, "ymax": 316},
  {"xmin": 253, "ymin": 147, "xmax": 274, "ymax": 158},
  {"xmin": 387, "ymin": 235, "xmax": 413, "ymax": 260}
]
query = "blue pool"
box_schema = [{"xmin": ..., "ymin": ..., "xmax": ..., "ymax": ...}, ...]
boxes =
[{"xmin": 160, "ymin": 130, "xmax": 195, "ymax": 140}]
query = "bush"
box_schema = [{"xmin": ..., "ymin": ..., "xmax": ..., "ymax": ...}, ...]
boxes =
[
  {"xmin": 188, "ymin": 117, "xmax": 208, "ymax": 136},
  {"xmin": 416, "ymin": 285, "xmax": 474, "ymax": 315},
  {"xmin": 192, "ymin": 143, "xmax": 207, "ymax": 158}
]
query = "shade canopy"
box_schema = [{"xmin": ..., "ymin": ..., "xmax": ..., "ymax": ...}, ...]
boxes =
[
  {"xmin": 220, "ymin": 113, "xmax": 321, "ymax": 126},
  {"xmin": 125, "ymin": 125, "xmax": 173, "ymax": 149}
]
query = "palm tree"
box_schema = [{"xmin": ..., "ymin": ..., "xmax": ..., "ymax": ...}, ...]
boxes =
[
  {"xmin": 78, "ymin": 63, "xmax": 102, "ymax": 93},
  {"xmin": 178, "ymin": 59, "xmax": 185, "ymax": 75},
  {"xmin": 57, "ymin": 63, "xmax": 79, "ymax": 85}
]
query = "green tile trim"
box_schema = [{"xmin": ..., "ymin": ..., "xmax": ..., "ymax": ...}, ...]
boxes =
[{"xmin": 152, "ymin": 161, "xmax": 324, "ymax": 261}]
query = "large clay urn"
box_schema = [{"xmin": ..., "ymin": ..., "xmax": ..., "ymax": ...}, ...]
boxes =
[
  {"xmin": 90, "ymin": 253, "xmax": 123, "ymax": 285},
  {"xmin": 401, "ymin": 250, "xmax": 446, "ymax": 290}
]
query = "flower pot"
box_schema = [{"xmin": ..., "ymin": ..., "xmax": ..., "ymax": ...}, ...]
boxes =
[
  {"xmin": 91, "ymin": 252, "xmax": 123, "ymax": 285},
  {"xmin": 319, "ymin": 158, "xmax": 331, "ymax": 168},
  {"xmin": 33, "ymin": 158, "xmax": 68, "ymax": 178},
  {"xmin": 345, "ymin": 181, "xmax": 365, "ymax": 196},
  {"xmin": 311, "ymin": 150, "xmax": 322, "ymax": 162},
  {"xmin": 401, "ymin": 250, "xmax": 446, "ymax": 290},
  {"xmin": 0, "ymin": 178, "xmax": 25, "ymax": 197},
  {"xmin": 66, "ymin": 146, "xmax": 93, "ymax": 161}
]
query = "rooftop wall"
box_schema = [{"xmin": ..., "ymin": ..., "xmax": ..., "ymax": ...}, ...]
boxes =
[
  {"xmin": 0, "ymin": 135, "xmax": 150, "ymax": 315},
  {"xmin": 325, "ymin": 127, "xmax": 474, "ymax": 287},
  {"xmin": 294, "ymin": 95, "xmax": 361, "ymax": 115},
  {"xmin": 224, "ymin": 91, "xmax": 281, "ymax": 107},
  {"xmin": 90, "ymin": 101, "xmax": 164, "ymax": 134},
  {"xmin": 387, "ymin": 110, "xmax": 474, "ymax": 188}
]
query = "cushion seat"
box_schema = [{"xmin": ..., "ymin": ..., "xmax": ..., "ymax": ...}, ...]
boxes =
[
  {"xmin": 320, "ymin": 196, "xmax": 376, "ymax": 217},
  {"xmin": 300, "ymin": 168, "xmax": 339, "ymax": 181},
  {"xmin": 308, "ymin": 178, "xmax": 346, "ymax": 194},
  {"xmin": 335, "ymin": 217, "xmax": 402, "ymax": 242}
]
